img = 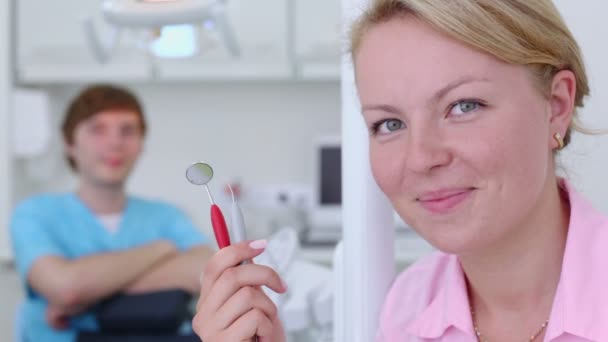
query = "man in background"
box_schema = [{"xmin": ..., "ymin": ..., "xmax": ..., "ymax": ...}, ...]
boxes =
[{"xmin": 10, "ymin": 84, "xmax": 211, "ymax": 342}]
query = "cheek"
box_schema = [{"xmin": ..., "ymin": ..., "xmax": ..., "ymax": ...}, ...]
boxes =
[
  {"xmin": 505, "ymin": 127, "xmax": 549, "ymax": 191},
  {"xmin": 472, "ymin": 107, "xmax": 550, "ymax": 199},
  {"xmin": 71, "ymin": 139, "xmax": 98, "ymax": 160},
  {"xmin": 469, "ymin": 127, "xmax": 512, "ymax": 173},
  {"xmin": 370, "ymin": 143, "xmax": 404, "ymax": 196},
  {"xmin": 125, "ymin": 139, "xmax": 143, "ymax": 157},
  {"xmin": 123, "ymin": 136, "xmax": 143, "ymax": 153},
  {"xmin": 76, "ymin": 134, "xmax": 106, "ymax": 155}
]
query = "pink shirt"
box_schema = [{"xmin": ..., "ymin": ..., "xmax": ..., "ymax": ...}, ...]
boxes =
[{"xmin": 377, "ymin": 180, "xmax": 608, "ymax": 341}]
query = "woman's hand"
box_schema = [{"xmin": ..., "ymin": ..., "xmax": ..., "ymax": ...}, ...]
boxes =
[{"xmin": 193, "ymin": 240, "xmax": 287, "ymax": 342}]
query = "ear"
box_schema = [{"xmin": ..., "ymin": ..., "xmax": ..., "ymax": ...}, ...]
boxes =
[{"xmin": 548, "ymin": 70, "xmax": 577, "ymax": 148}]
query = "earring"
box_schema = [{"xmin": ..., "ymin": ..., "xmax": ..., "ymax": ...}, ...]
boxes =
[{"xmin": 554, "ymin": 133, "xmax": 565, "ymax": 150}]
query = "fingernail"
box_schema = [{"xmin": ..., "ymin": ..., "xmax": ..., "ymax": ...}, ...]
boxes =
[
  {"xmin": 281, "ymin": 279, "xmax": 288, "ymax": 291},
  {"xmin": 249, "ymin": 239, "xmax": 267, "ymax": 250}
]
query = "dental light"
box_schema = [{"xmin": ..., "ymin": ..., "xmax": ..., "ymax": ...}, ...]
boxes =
[{"xmin": 84, "ymin": 0, "xmax": 240, "ymax": 63}]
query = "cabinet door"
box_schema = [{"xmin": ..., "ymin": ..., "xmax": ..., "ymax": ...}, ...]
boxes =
[
  {"xmin": 17, "ymin": 0, "xmax": 293, "ymax": 83},
  {"xmin": 294, "ymin": 0, "xmax": 341, "ymax": 79}
]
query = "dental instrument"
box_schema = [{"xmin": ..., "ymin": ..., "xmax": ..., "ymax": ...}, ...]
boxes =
[
  {"xmin": 185, "ymin": 162, "xmax": 231, "ymax": 249},
  {"xmin": 228, "ymin": 184, "xmax": 247, "ymax": 244},
  {"xmin": 227, "ymin": 185, "xmax": 260, "ymax": 342}
]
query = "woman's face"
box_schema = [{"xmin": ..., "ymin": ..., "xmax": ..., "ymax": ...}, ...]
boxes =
[{"xmin": 355, "ymin": 18, "xmax": 569, "ymax": 254}]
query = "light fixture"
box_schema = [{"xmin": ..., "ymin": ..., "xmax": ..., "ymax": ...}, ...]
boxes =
[{"xmin": 84, "ymin": 0, "xmax": 240, "ymax": 63}]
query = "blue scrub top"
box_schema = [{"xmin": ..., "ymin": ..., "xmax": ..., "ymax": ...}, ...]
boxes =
[{"xmin": 10, "ymin": 193, "xmax": 208, "ymax": 342}]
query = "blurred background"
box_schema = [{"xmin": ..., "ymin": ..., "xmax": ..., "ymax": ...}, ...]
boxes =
[{"xmin": 1, "ymin": 0, "xmax": 608, "ymax": 341}]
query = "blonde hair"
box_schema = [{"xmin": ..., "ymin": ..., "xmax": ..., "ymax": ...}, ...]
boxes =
[{"xmin": 350, "ymin": 0, "xmax": 592, "ymax": 147}]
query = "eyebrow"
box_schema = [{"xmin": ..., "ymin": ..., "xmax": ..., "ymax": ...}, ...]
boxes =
[
  {"xmin": 361, "ymin": 76, "xmax": 491, "ymax": 114},
  {"xmin": 431, "ymin": 76, "xmax": 491, "ymax": 103},
  {"xmin": 360, "ymin": 104, "xmax": 401, "ymax": 115}
]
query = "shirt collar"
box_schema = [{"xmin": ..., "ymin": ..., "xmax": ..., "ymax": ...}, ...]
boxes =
[
  {"xmin": 405, "ymin": 179, "xmax": 608, "ymax": 340},
  {"xmin": 405, "ymin": 254, "xmax": 474, "ymax": 338},
  {"xmin": 545, "ymin": 179, "xmax": 608, "ymax": 341}
]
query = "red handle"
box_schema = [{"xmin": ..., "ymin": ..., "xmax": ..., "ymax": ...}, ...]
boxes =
[{"xmin": 211, "ymin": 204, "xmax": 231, "ymax": 249}]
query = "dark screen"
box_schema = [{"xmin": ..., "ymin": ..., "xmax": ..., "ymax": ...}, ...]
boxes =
[{"xmin": 320, "ymin": 147, "xmax": 342, "ymax": 205}]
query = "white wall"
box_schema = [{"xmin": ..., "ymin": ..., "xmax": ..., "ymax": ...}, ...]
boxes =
[
  {"xmin": 0, "ymin": 0, "xmax": 12, "ymax": 260},
  {"xmin": 13, "ymin": 82, "xmax": 341, "ymax": 239},
  {"xmin": 554, "ymin": 1, "xmax": 608, "ymax": 212}
]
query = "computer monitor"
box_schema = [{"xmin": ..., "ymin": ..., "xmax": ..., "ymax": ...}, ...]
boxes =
[
  {"xmin": 308, "ymin": 136, "xmax": 409, "ymax": 239},
  {"xmin": 310, "ymin": 136, "xmax": 342, "ymax": 232}
]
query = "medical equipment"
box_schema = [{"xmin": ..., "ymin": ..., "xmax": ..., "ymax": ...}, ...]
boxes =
[
  {"xmin": 228, "ymin": 185, "xmax": 247, "ymax": 243},
  {"xmin": 84, "ymin": 0, "xmax": 240, "ymax": 63},
  {"xmin": 306, "ymin": 136, "xmax": 342, "ymax": 244},
  {"xmin": 185, "ymin": 162, "xmax": 231, "ymax": 249},
  {"xmin": 254, "ymin": 228, "xmax": 298, "ymax": 308},
  {"xmin": 185, "ymin": 163, "xmax": 335, "ymax": 340},
  {"xmin": 192, "ymin": 172, "xmax": 259, "ymax": 341},
  {"xmin": 228, "ymin": 184, "xmax": 254, "ymax": 269}
]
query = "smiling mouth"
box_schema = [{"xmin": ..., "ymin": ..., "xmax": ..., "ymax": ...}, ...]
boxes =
[
  {"xmin": 105, "ymin": 160, "xmax": 124, "ymax": 168},
  {"xmin": 418, "ymin": 188, "xmax": 475, "ymax": 214}
]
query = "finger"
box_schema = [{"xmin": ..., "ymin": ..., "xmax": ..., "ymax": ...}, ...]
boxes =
[
  {"xmin": 211, "ymin": 286, "xmax": 279, "ymax": 332},
  {"xmin": 200, "ymin": 240, "xmax": 268, "ymax": 297},
  {"xmin": 199, "ymin": 263, "xmax": 286, "ymax": 314},
  {"xmin": 218, "ymin": 309, "xmax": 274, "ymax": 341}
]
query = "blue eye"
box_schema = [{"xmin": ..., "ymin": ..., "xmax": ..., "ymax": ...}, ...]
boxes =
[
  {"xmin": 450, "ymin": 100, "xmax": 482, "ymax": 116},
  {"xmin": 372, "ymin": 119, "xmax": 405, "ymax": 135}
]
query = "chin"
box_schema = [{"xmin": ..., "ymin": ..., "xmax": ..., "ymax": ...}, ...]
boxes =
[
  {"xmin": 96, "ymin": 172, "xmax": 129, "ymax": 187},
  {"xmin": 100, "ymin": 178, "xmax": 126, "ymax": 187},
  {"xmin": 412, "ymin": 222, "xmax": 488, "ymax": 256},
  {"xmin": 430, "ymin": 239, "xmax": 478, "ymax": 255}
]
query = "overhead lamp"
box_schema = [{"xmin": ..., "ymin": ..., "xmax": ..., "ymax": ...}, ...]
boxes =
[{"xmin": 84, "ymin": 0, "xmax": 240, "ymax": 63}]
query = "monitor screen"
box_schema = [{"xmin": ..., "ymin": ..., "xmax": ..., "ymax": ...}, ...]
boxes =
[
  {"xmin": 320, "ymin": 146, "xmax": 342, "ymax": 205},
  {"xmin": 310, "ymin": 138, "xmax": 409, "ymax": 234}
]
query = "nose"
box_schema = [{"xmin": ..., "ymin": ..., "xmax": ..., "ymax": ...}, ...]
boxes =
[
  {"xmin": 404, "ymin": 124, "xmax": 452, "ymax": 174},
  {"xmin": 106, "ymin": 127, "xmax": 124, "ymax": 150}
]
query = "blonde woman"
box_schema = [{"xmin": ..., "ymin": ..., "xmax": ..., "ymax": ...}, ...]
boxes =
[{"xmin": 193, "ymin": 1, "xmax": 606, "ymax": 341}]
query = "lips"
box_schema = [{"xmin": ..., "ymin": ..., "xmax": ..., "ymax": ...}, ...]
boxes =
[
  {"xmin": 417, "ymin": 188, "xmax": 474, "ymax": 214},
  {"xmin": 104, "ymin": 159, "xmax": 124, "ymax": 168}
]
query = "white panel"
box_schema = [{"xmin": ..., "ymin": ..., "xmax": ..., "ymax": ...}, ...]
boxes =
[{"xmin": 337, "ymin": 0, "xmax": 395, "ymax": 341}]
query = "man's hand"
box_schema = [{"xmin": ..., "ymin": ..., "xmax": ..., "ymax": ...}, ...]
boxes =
[{"xmin": 46, "ymin": 305, "xmax": 70, "ymax": 330}]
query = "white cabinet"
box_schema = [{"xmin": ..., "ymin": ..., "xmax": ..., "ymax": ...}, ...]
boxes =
[
  {"xmin": 16, "ymin": 0, "xmax": 341, "ymax": 84},
  {"xmin": 293, "ymin": 0, "xmax": 341, "ymax": 80}
]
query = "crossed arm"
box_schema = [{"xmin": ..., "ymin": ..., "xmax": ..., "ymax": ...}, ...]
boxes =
[{"xmin": 28, "ymin": 242, "xmax": 213, "ymax": 328}]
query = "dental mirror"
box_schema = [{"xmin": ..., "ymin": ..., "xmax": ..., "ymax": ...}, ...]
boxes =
[
  {"xmin": 186, "ymin": 162, "xmax": 216, "ymax": 204},
  {"xmin": 186, "ymin": 161, "xmax": 231, "ymax": 248}
]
